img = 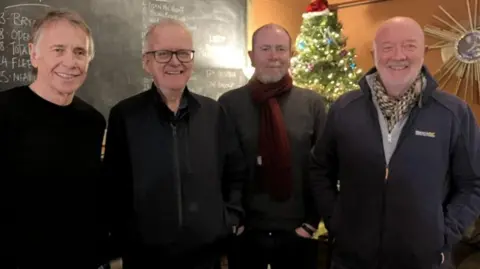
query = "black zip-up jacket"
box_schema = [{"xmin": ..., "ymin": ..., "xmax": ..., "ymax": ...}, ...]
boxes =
[
  {"xmin": 103, "ymin": 85, "xmax": 247, "ymax": 261},
  {"xmin": 310, "ymin": 67, "xmax": 480, "ymax": 269}
]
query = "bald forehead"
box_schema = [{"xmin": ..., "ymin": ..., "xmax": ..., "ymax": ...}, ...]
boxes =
[
  {"xmin": 149, "ymin": 23, "xmax": 191, "ymax": 39},
  {"xmin": 145, "ymin": 22, "xmax": 192, "ymax": 50},
  {"xmin": 252, "ymin": 24, "xmax": 291, "ymax": 47},
  {"xmin": 375, "ymin": 17, "xmax": 424, "ymax": 44}
]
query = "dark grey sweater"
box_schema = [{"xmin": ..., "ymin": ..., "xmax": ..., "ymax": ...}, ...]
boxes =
[{"xmin": 219, "ymin": 85, "xmax": 326, "ymax": 231}]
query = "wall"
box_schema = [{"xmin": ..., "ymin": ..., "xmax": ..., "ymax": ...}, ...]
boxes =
[{"xmin": 248, "ymin": 0, "xmax": 480, "ymax": 122}]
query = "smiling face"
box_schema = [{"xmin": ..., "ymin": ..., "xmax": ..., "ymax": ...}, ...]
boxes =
[
  {"xmin": 29, "ymin": 19, "xmax": 91, "ymax": 95},
  {"xmin": 249, "ymin": 25, "xmax": 291, "ymax": 83},
  {"xmin": 373, "ymin": 17, "xmax": 425, "ymax": 96},
  {"xmin": 142, "ymin": 23, "xmax": 194, "ymax": 92}
]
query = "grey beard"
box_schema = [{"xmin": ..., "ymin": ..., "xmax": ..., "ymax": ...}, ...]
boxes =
[{"xmin": 255, "ymin": 72, "xmax": 286, "ymax": 84}]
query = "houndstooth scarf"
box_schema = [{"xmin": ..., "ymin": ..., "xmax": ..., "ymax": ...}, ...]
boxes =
[{"xmin": 371, "ymin": 72, "xmax": 425, "ymax": 133}]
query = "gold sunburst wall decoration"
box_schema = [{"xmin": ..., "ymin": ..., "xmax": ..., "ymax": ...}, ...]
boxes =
[{"xmin": 424, "ymin": 0, "xmax": 480, "ymax": 104}]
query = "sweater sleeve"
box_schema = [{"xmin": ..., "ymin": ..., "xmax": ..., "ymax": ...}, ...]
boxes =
[
  {"xmin": 0, "ymin": 93, "xmax": 15, "ymax": 267},
  {"xmin": 102, "ymin": 105, "xmax": 132, "ymax": 261},
  {"xmin": 304, "ymin": 93, "xmax": 327, "ymax": 228},
  {"xmin": 443, "ymin": 105, "xmax": 480, "ymax": 252}
]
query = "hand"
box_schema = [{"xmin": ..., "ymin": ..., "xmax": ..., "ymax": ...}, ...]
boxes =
[
  {"xmin": 235, "ymin": 225, "xmax": 245, "ymax": 235},
  {"xmin": 295, "ymin": 226, "xmax": 313, "ymax": 238}
]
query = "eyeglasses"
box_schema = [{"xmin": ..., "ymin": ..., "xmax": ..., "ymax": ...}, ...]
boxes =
[{"xmin": 145, "ymin": 49, "xmax": 195, "ymax": 63}]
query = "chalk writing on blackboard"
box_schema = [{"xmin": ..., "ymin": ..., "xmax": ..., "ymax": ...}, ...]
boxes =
[{"xmin": 0, "ymin": 4, "xmax": 50, "ymax": 90}]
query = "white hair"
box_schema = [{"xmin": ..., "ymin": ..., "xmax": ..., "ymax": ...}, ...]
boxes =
[
  {"xmin": 142, "ymin": 18, "xmax": 191, "ymax": 54},
  {"xmin": 31, "ymin": 9, "xmax": 95, "ymax": 60}
]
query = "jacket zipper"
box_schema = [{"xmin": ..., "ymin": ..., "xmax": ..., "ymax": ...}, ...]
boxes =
[
  {"xmin": 366, "ymin": 98, "xmax": 388, "ymax": 267},
  {"xmin": 171, "ymin": 123, "xmax": 183, "ymax": 227},
  {"xmin": 376, "ymin": 164, "xmax": 389, "ymax": 267},
  {"xmin": 375, "ymin": 104, "xmax": 421, "ymax": 267}
]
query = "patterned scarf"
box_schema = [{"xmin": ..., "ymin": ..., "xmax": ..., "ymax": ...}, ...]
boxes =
[{"xmin": 371, "ymin": 72, "xmax": 425, "ymax": 133}]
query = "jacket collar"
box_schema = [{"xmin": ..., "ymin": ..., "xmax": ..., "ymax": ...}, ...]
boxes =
[
  {"xmin": 358, "ymin": 65, "xmax": 438, "ymax": 106},
  {"xmin": 150, "ymin": 82, "xmax": 200, "ymax": 122}
]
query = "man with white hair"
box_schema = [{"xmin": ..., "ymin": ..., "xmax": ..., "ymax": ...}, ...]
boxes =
[
  {"xmin": 103, "ymin": 18, "xmax": 247, "ymax": 268},
  {"xmin": 310, "ymin": 16, "xmax": 480, "ymax": 269},
  {"xmin": 0, "ymin": 9, "xmax": 108, "ymax": 269}
]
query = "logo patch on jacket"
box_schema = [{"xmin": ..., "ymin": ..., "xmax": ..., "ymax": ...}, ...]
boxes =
[{"xmin": 415, "ymin": 130, "xmax": 436, "ymax": 138}]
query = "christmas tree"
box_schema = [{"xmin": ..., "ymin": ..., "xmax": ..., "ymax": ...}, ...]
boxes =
[{"xmin": 291, "ymin": 0, "xmax": 363, "ymax": 107}]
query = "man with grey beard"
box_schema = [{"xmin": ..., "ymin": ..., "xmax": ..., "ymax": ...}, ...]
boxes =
[
  {"xmin": 219, "ymin": 23, "xmax": 326, "ymax": 269},
  {"xmin": 310, "ymin": 17, "xmax": 480, "ymax": 269}
]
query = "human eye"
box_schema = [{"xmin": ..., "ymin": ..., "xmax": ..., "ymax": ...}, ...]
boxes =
[
  {"xmin": 177, "ymin": 50, "xmax": 188, "ymax": 56},
  {"xmin": 404, "ymin": 43, "xmax": 417, "ymax": 50},
  {"xmin": 75, "ymin": 48, "xmax": 87, "ymax": 57},
  {"xmin": 156, "ymin": 50, "xmax": 171, "ymax": 59},
  {"xmin": 260, "ymin": 46, "xmax": 271, "ymax": 52},
  {"xmin": 382, "ymin": 45, "xmax": 393, "ymax": 51},
  {"xmin": 52, "ymin": 47, "xmax": 64, "ymax": 54},
  {"xmin": 178, "ymin": 50, "xmax": 192, "ymax": 58}
]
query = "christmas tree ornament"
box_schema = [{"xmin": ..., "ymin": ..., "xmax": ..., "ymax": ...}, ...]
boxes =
[
  {"xmin": 297, "ymin": 40, "xmax": 306, "ymax": 50},
  {"xmin": 308, "ymin": 63, "xmax": 314, "ymax": 71}
]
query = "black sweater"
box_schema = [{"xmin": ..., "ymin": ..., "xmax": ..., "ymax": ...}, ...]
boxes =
[{"xmin": 0, "ymin": 86, "xmax": 107, "ymax": 269}]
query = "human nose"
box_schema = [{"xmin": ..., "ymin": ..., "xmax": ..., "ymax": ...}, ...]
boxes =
[
  {"xmin": 392, "ymin": 45, "xmax": 407, "ymax": 60},
  {"xmin": 61, "ymin": 50, "xmax": 77, "ymax": 68},
  {"xmin": 267, "ymin": 49, "xmax": 281, "ymax": 60},
  {"xmin": 168, "ymin": 52, "xmax": 182, "ymax": 66}
]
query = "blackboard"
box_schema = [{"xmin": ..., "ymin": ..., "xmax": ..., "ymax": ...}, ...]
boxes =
[{"xmin": 0, "ymin": 0, "xmax": 248, "ymax": 117}]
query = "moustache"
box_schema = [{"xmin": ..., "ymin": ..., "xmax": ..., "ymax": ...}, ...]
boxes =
[{"xmin": 267, "ymin": 62, "xmax": 283, "ymax": 68}]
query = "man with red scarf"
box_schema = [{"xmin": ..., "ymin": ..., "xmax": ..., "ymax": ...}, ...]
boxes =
[{"xmin": 219, "ymin": 24, "xmax": 326, "ymax": 269}]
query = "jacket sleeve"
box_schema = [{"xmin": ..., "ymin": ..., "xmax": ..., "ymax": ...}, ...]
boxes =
[
  {"xmin": 219, "ymin": 105, "xmax": 248, "ymax": 228},
  {"xmin": 304, "ymin": 94, "xmax": 327, "ymax": 228},
  {"xmin": 443, "ymin": 105, "xmax": 480, "ymax": 251},
  {"xmin": 309, "ymin": 104, "xmax": 339, "ymax": 232},
  {"xmin": 102, "ymin": 105, "xmax": 132, "ymax": 261}
]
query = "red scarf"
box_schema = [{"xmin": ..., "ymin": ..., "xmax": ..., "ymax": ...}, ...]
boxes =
[{"xmin": 249, "ymin": 74, "xmax": 293, "ymax": 201}]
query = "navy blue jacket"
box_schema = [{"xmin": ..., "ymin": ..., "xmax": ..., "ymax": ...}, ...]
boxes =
[{"xmin": 310, "ymin": 67, "xmax": 480, "ymax": 269}]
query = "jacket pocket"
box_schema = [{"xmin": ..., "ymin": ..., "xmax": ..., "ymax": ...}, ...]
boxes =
[
  {"xmin": 438, "ymin": 205, "xmax": 446, "ymax": 246},
  {"xmin": 329, "ymin": 199, "xmax": 341, "ymax": 237},
  {"xmin": 435, "ymin": 205, "xmax": 446, "ymax": 266}
]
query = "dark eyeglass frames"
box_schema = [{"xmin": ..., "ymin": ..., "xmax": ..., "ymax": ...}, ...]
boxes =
[{"xmin": 144, "ymin": 49, "xmax": 195, "ymax": 63}]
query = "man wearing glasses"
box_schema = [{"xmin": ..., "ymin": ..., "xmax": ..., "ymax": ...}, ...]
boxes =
[{"xmin": 102, "ymin": 19, "xmax": 247, "ymax": 268}]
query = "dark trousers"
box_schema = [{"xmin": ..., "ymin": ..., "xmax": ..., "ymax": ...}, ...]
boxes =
[
  {"xmin": 227, "ymin": 229, "xmax": 319, "ymax": 269},
  {"xmin": 329, "ymin": 253, "xmax": 454, "ymax": 269},
  {"xmin": 122, "ymin": 242, "xmax": 222, "ymax": 269}
]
